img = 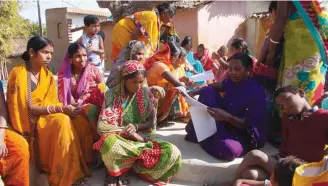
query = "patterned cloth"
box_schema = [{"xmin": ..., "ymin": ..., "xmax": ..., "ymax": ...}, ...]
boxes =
[
  {"xmin": 277, "ymin": 2, "xmax": 328, "ymax": 106},
  {"xmin": 94, "ymin": 60, "xmax": 182, "ymax": 185},
  {"xmin": 111, "ymin": 10, "xmax": 161, "ymax": 61},
  {"xmin": 58, "ymin": 52, "xmax": 104, "ymax": 124}
]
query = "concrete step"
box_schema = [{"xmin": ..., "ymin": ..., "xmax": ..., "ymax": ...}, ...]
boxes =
[
  {"xmin": 30, "ymin": 122, "xmax": 278, "ymax": 186},
  {"xmin": 154, "ymin": 123, "xmax": 278, "ymax": 185}
]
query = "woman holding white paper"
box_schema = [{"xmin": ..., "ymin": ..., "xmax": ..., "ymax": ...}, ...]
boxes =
[{"xmin": 185, "ymin": 52, "xmax": 268, "ymax": 161}]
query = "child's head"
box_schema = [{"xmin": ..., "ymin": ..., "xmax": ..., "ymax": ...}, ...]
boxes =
[
  {"xmin": 197, "ymin": 44, "xmax": 205, "ymax": 58},
  {"xmin": 269, "ymin": 1, "xmax": 277, "ymax": 21},
  {"xmin": 229, "ymin": 38, "xmax": 250, "ymax": 56},
  {"xmin": 68, "ymin": 42, "xmax": 88, "ymax": 70},
  {"xmin": 218, "ymin": 45, "xmax": 228, "ymax": 57},
  {"xmin": 270, "ymin": 156, "xmax": 304, "ymax": 186},
  {"xmin": 274, "ymin": 86, "xmax": 308, "ymax": 115},
  {"xmin": 84, "ymin": 15, "xmax": 100, "ymax": 35},
  {"xmin": 227, "ymin": 52, "xmax": 253, "ymax": 83}
]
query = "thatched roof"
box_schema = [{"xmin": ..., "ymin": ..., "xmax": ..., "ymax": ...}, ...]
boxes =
[
  {"xmin": 97, "ymin": 1, "xmax": 211, "ymax": 22},
  {"xmin": 249, "ymin": 12, "xmax": 270, "ymax": 19},
  {"xmin": 8, "ymin": 37, "xmax": 28, "ymax": 58}
]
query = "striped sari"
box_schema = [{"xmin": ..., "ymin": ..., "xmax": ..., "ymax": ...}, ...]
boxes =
[{"xmin": 94, "ymin": 60, "xmax": 182, "ymax": 185}]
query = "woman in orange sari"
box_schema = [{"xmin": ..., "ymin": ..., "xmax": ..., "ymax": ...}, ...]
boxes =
[
  {"xmin": 145, "ymin": 42, "xmax": 192, "ymax": 125},
  {"xmin": 7, "ymin": 36, "xmax": 90, "ymax": 186},
  {"xmin": 0, "ymin": 81, "xmax": 29, "ymax": 186}
]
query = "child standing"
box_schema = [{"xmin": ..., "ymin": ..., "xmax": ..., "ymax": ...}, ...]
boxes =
[
  {"xmin": 78, "ymin": 15, "xmax": 105, "ymax": 72},
  {"xmin": 232, "ymin": 86, "xmax": 328, "ymax": 184}
]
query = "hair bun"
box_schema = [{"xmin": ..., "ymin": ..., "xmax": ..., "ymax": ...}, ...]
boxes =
[{"xmin": 21, "ymin": 51, "xmax": 29, "ymax": 61}]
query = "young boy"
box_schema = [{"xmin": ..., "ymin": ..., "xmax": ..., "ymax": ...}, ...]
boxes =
[
  {"xmin": 232, "ymin": 86, "xmax": 328, "ymax": 184},
  {"xmin": 78, "ymin": 15, "xmax": 105, "ymax": 72},
  {"xmin": 234, "ymin": 156, "xmax": 304, "ymax": 186}
]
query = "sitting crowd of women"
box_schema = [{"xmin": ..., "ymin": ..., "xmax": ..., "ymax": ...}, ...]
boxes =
[{"xmin": 1, "ymin": 1, "xmax": 327, "ymax": 186}]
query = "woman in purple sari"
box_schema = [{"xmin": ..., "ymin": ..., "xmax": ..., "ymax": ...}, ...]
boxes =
[{"xmin": 186, "ymin": 52, "xmax": 268, "ymax": 161}]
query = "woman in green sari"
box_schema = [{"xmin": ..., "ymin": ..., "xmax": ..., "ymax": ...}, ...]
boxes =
[{"xmin": 94, "ymin": 60, "xmax": 182, "ymax": 186}]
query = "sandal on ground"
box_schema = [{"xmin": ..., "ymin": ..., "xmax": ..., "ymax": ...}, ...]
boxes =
[
  {"xmin": 72, "ymin": 178, "xmax": 91, "ymax": 186},
  {"xmin": 104, "ymin": 174, "xmax": 118, "ymax": 186}
]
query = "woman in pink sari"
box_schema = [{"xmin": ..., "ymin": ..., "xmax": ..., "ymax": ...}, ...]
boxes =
[{"xmin": 58, "ymin": 42, "xmax": 105, "ymax": 166}]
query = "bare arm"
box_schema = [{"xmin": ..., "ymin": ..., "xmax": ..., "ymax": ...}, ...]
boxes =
[
  {"xmin": 90, "ymin": 37, "xmax": 104, "ymax": 55},
  {"xmin": 162, "ymin": 71, "xmax": 185, "ymax": 87},
  {"xmin": 137, "ymin": 107, "xmax": 155, "ymax": 132},
  {"xmin": 0, "ymin": 93, "xmax": 9, "ymax": 129},
  {"xmin": 235, "ymin": 179, "xmax": 265, "ymax": 186},
  {"xmin": 225, "ymin": 114, "xmax": 246, "ymax": 130},
  {"xmin": 266, "ymin": 1, "xmax": 289, "ymax": 65}
]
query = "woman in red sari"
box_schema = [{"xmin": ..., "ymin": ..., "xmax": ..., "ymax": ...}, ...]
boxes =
[{"xmin": 194, "ymin": 44, "xmax": 215, "ymax": 72}]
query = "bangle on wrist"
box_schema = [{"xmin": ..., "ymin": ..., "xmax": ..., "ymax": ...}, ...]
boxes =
[
  {"xmin": 133, "ymin": 124, "xmax": 139, "ymax": 132},
  {"xmin": 46, "ymin": 105, "xmax": 51, "ymax": 114},
  {"xmin": 270, "ymin": 38, "xmax": 279, "ymax": 44}
]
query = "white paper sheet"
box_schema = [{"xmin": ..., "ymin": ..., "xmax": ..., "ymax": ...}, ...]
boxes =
[
  {"xmin": 175, "ymin": 86, "xmax": 207, "ymax": 109},
  {"xmin": 190, "ymin": 70, "xmax": 215, "ymax": 82},
  {"xmin": 190, "ymin": 106, "xmax": 217, "ymax": 142}
]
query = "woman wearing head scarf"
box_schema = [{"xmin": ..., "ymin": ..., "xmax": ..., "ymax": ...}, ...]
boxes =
[{"xmin": 94, "ymin": 60, "xmax": 182, "ymax": 186}]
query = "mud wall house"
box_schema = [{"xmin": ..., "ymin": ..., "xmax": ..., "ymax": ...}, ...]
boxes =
[
  {"xmin": 4, "ymin": 38, "xmax": 28, "ymax": 78},
  {"xmin": 173, "ymin": 1, "xmax": 270, "ymax": 55},
  {"xmin": 45, "ymin": 7, "xmax": 110, "ymax": 74}
]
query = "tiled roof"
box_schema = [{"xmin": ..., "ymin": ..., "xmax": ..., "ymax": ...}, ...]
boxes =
[
  {"xmin": 8, "ymin": 37, "xmax": 28, "ymax": 58},
  {"xmin": 70, "ymin": 19, "xmax": 113, "ymax": 32},
  {"xmin": 173, "ymin": 1, "xmax": 211, "ymax": 10},
  {"xmin": 249, "ymin": 12, "xmax": 270, "ymax": 19},
  {"xmin": 47, "ymin": 7, "xmax": 110, "ymax": 17}
]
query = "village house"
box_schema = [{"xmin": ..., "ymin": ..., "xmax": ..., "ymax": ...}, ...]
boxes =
[{"xmin": 45, "ymin": 7, "xmax": 110, "ymax": 74}]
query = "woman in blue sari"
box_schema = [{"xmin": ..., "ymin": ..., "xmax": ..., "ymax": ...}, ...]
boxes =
[{"xmin": 180, "ymin": 36, "xmax": 205, "ymax": 85}]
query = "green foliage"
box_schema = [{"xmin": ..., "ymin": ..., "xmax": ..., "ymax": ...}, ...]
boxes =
[
  {"xmin": 0, "ymin": 1, "xmax": 29, "ymax": 58},
  {"xmin": 26, "ymin": 20, "xmax": 47, "ymax": 36}
]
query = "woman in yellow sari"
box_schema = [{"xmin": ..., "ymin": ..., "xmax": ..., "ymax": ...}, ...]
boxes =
[
  {"xmin": 111, "ymin": 3, "xmax": 176, "ymax": 62},
  {"xmin": 7, "ymin": 36, "xmax": 90, "ymax": 186}
]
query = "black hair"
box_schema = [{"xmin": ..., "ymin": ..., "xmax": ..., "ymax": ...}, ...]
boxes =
[
  {"xmin": 168, "ymin": 42, "xmax": 181, "ymax": 57},
  {"xmin": 157, "ymin": 3, "xmax": 176, "ymax": 16},
  {"xmin": 179, "ymin": 47, "xmax": 187, "ymax": 58},
  {"xmin": 67, "ymin": 43, "xmax": 87, "ymax": 58},
  {"xmin": 269, "ymin": 1, "xmax": 277, "ymax": 13},
  {"xmin": 227, "ymin": 52, "xmax": 253, "ymax": 69},
  {"xmin": 273, "ymin": 156, "xmax": 304, "ymax": 186},
  {"xmin": 181, "ymin": 36, "xmax": 192, "ymax": 48},
  {"xmin": 22, "ymin": 36, "xmax": 54, "ymax": 61},
  {"xmin": 198, "ymin": 44, "xmax": 205, "ymax": 50},
  {"xmin": 84, "ymin": 15, "xmax": 99, "ymax": 26},
  {"xmin": 231, "ymin": 38, "xmax": 250, "ymax": 54},
  {"xmin": 97, "ymin": 31, "xmax": 105, "ymax": 40},
  {"xmin": 122, "ymin": 70, "xmax": 147, "ymax": 80},
  {"xmin": 273, "ymin": 85, "xmax": 299, "ymax": 101}
]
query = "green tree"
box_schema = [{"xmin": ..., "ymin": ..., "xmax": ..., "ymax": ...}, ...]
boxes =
[
  {"xmin": 0, "ymin": 1, "xmax": 29, "ymax": 57},
  {"xmin": 26, "ymin": 20, "xmax": 47, "ymax": 36}
]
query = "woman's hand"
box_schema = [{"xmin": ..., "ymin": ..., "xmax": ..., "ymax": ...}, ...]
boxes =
[
  {"xmin": 207, "ymin": 108, "xmax": 230, "ymax": 121},
  {"xmin": 121, "ymin": 124, "xmax": 137, "ymax": 137},
  {"xmin": 180, "ymin": 76, "xmax": 193, "ymax": 87},
  {"xmin": 265, "ymin": 50, "xmax": 276, "ymax": 67},
  {"xmin": 62, "ymin": 105, "xmax": 79, "ymax": 118}
]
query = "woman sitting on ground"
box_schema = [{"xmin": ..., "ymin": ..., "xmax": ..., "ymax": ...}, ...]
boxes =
[
  {"xmin": 58, "ymin": 42, "xmax": 105, "ymax": 166},
  {"xmin": 194, "ymin": 44, "xmax": 215, "ymax": 72},
  {"xmin": 186, "ymin": 52, "xmax": 268, "ymax": 161},
  {"xmin": 181, "ymin": 36, "xmax": 205, "ymax": 86},
  {"xmin": 145, "ymin": 42, "xmax": 193, "ymax": 124},
  {"xmin": 0, "ymin": 81, "xmax": 29, "ymax": 186},
  {"xmin": 7, "ymin": 36, "xmax": 90, "ymax": 185},
  {"xmin": 212, "ymin": 45, "xmax": 229, "ymax": 83},
  {"xmin": 94, "ymin": 60, "xmax": 182, "ymax": 186}
]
